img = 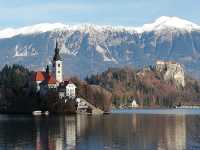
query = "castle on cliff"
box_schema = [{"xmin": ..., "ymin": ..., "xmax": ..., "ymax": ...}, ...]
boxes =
[{"xmin": 156, "ymin": 60, "xmax": 185, "ymax": 87}]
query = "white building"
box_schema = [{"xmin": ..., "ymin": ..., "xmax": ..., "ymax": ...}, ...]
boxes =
[
  {"xmin": 58, "ymin": 81, "xmax": 77, "ymax": 99},
  {"xmin": 131, "ymin": 100, "xmax": 138, "ymax": 108},
  {"xmin": 66, "ymin": 82, "xmax": 76, "ymax": 98}
]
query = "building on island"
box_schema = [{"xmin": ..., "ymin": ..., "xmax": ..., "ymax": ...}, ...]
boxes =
[
  {"xmin": 32, "ymin": 41, "xmax": 103, "ymax": 114},
  {"xmin": 131, "ymin": 100, "xmax": 138, "ymax": 108},
  {"xmin": 33, "ymin": 41, "xmax": 76, "ymax": 99},
  {"xmin": 58, "ymin": 81, "xmax": 76, "ymax": 100},
  {"xmin": 66, "ymin": 82, "xmax": 76, "ymax": 98}
]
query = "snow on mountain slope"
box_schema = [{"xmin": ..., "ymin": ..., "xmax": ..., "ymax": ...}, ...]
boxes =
[
  {"xmin": 0, "ymin": 23, "xmax": 68, "ymax": 39},
  {"xmin": 96, "ymin": 45, "xmax": 117, "ymax": 62},
  {"xmin": 136, "ymin": 16, "xmax": 200, "ymax": 33},
  {"xmin": 0, "ymin": 16, "xmax": 200, "ymax": 78},
  {"xmin": 1, "ymin": 16, "xmax": 200, "ymax": 39}
]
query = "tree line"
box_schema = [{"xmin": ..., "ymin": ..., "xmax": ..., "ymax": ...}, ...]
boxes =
[{"xmin": 85, "ymin": 67, "xmax": 200, "ymax": 108}]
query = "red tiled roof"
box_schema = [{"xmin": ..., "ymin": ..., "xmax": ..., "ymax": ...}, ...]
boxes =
[
  {"xmin": 34, "ymin": 71, "xmax": 46, "ymax": 81},
  {"xmin": 47, "ymin": 75, "xmax": 57, "ymax": 84}
]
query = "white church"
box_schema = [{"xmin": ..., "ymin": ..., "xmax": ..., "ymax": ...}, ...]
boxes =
[{"xmin": 33, "ymin": 41, "xmax": 77, "ymax": 98}]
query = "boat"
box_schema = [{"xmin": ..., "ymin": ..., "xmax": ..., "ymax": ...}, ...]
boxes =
[
  {"xmin": 44, "ymin": 111, "xmax": 49, "ymax": 115},
  {"xmin": 32, "ymin": 110, "xmax": 42, "ymax": 116},
  {"xmin": 32, "ymin": 110, "xmax": 49, "ymax": 116}
]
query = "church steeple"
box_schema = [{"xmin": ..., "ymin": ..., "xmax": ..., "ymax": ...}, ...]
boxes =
[
  {"xmin": 52, "ymin": 40, "xmax": 63, "ymax": 83},
  {"xmin": 53, "ymin": 41, "xmax": 62, "ymax": 61}
]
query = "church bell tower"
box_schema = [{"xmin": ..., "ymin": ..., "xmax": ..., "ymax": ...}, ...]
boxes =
[{"xmin": 52, "ymin": 41, "xmax": 63, "ymax": 83}]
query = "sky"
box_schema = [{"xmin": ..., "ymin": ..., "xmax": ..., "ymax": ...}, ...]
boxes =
[{"xmin": 0, "ymin": 0, "xmax": 200, "ymax": 28}]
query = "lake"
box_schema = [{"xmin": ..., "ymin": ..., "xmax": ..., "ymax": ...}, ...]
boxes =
[{"xmin": 0, "ymin": 109, "xmax": 200, "ymax": 150}]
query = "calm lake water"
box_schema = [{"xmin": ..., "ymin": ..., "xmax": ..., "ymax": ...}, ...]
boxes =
[{"xmin": 0, "ymin": 109, "xmax": 200, "ymax": 150}]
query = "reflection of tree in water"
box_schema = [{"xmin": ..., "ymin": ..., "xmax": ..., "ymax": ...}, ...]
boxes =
[
  {"xmin": 130, "ymin": 114, "xmax": 187, "ymax": 150},
  {"xmin": 0, "ymin": 114, "xmax": 199, "ymax": 150},
  {"xmin": 186, "ymin": 116, "xmax": 200, "ymax": 149},
  {"xmin": 157, "ymin": 115, "xmax": 186, "ymax": 150},
  {"xmin": 74, "ymin": 114, "xmax": 187, "ymax": 150},
  {"xmin": 0, "ymin": 115, "xmax": 101, "ymax": 150},
  {"xmin": 0, "ymin": 116, "xmax": 36, "ymax": 149},
  {"xmin": 0, "ymin": 115, "xmax": 81, "ymax": 150},
  {"xmin": 35, "ymin": 116, "xmax": 49, "ymax": 150}
]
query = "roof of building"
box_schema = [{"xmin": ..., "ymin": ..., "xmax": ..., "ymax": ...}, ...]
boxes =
[
  {"xmin": 34, "ymin": 71, "xmax": 57, "ymax": 85},
  {"xmin": 34, "ymin": 71, "xmax": 46, "ymax": 81},
  {"xmin": 47, "ymin": 75, "xmax": 57, "ymax": 84}
]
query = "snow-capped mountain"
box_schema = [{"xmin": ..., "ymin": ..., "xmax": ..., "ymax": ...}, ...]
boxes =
[{"xmin": 0, "ymin": 16, "xmax": 200, "ymax": 78}]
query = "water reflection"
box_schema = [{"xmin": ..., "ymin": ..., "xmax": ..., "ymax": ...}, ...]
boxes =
[
  {"xmin": 130, "ymin": 114, "xmax": 187, "ymax": 150},
  {"xmin": 161, "ymin": 116, "xmax": 186, "ymax": 150},
  {"xmin": 34, "ymin": 116, "xmax": 78, "ymax": 150},
  {"xmin": 0, "ymin": 111, "xmax": 200, "ymax": 150}
]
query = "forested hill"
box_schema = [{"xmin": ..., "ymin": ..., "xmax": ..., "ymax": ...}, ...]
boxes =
[{"xmin": 85, "ymin": 67, "xmax": 200, "ymax": 107}]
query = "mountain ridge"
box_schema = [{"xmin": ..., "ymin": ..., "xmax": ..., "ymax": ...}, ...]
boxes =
[
  {"xmin": 0, "ymin": 16, "xmax": 200, "ymax": 79},
  {"xmin": 1, "ymin": 16, "xmax": 200, "ymax": 39}
]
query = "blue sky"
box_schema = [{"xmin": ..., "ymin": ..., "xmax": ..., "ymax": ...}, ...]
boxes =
[{"xmin": 0, "ymin": 0, "xmax": 200, "ymax": 28}]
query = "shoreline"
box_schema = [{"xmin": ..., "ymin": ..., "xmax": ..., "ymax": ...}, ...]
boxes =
[{"xmin": 1, "ymin": 107, "xmax": 200, "ymax": 115}]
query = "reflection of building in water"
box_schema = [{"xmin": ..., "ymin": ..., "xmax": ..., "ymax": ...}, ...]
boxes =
[
  {"xmin": 65, "ymin": 117, "xmax": 76, "ymax": 149},
  {"xmin": 76, "ymin": 115, "xmax": 88, "ymax": 137},
  {"xmin": 54, "ymin": 117, "xmax": 65, "ymax": 150},
  {"xmin": 53, "ymin": 116, "xmax": 76, "ymax": 150},
  {"xmin": 174, "ymin": 115, "xmax": 186, "ymax": 150},
  {"xmin": 158, "ymin": 115, "xmax": 186, "ymax": 150},
  {"xmin": 132, "ymin": 114, "xmax": 137, "ymax": 131},
  {"xmin": 35, "ymin": 116, "xmax": 77, "ymax": 150},
  {"xmin": 34, "ymin": 115, "xmax": 91, "ymax": 150}
]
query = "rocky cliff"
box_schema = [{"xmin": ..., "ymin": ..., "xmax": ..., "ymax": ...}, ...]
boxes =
[{"xmin": 155, "ymin": 60, "xmax": 185, "ymax": 87}]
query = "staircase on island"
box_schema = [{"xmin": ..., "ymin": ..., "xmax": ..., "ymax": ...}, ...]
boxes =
[{"xmin": 76, "ymin": 98, "xmax": 104, "ymax": 114}]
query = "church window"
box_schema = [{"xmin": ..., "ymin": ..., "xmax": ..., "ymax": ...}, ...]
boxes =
[{"xmin": 58, "ymin": 64, "xmax": 60, "ymax": 67}]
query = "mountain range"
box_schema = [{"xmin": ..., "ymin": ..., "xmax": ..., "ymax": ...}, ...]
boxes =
[{"xmin": 0, "ymin": 16, "xmax": 200, "ymax": 78}]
